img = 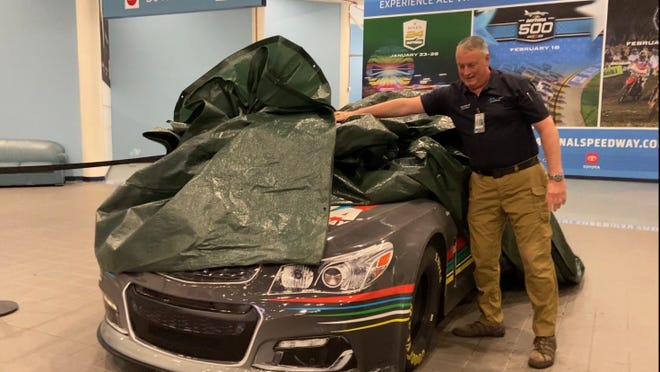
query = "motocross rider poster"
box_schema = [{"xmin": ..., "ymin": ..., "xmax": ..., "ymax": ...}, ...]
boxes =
[
  {"xmin": 600, "ymin": 0, "xmax": 658, "ymax": 127},
  {"xmin": 362, "ymin": 0, "xmax": 658, "ymax": 180}
]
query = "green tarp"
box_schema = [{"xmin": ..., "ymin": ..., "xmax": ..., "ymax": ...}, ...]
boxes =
[
  {"xmin": 331, "ymin": 90, "xmax": 471, "ymax": 234},
  {"xmin": 95, "ymin": 36, "xmax": 335, "ymax": 273},
  {"xmin": 94, "ymin": 36, "xmax": 584, "ymax": 285}
]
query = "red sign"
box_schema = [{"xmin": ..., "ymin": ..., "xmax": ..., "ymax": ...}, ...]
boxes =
[
  {"xmin": 585, "ymin": 152, "xmax": 599, "ymax": 164},
  {"xmin": 125, "ymin": 0, "xmax": 139, "ymax": 10}
]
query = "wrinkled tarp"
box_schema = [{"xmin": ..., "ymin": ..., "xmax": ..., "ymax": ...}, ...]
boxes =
[
  {"xmin": 331, "ymin": 90, "xmax": 471, "ymax": 233},
  {"xmin": 95, "ymin": 36, "xmax": 335, "ymax": 273},
  {"xmin": 95, "ymin": 36, "xmax": 584, "ymax": 285},
  {"xmin": 335, "ymin": 92, "xmax": 585, "ymax": 285}
]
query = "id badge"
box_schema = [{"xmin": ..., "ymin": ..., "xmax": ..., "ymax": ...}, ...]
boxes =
[{"xmin": 474, "ymin": 112, "xmax": 485, "ymax": 133}]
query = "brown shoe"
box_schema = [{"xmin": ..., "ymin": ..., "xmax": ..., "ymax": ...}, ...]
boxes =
[
  {"xmin": 451, "ymin": 321, "xmax": 505, "ymax": 337},
  {"xmin": 528, "ymin": 336, "xmax": 557, "ymax": 369}
]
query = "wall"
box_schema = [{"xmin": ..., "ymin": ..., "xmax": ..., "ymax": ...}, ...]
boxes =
[
  {"xmin": 263, "ymin": 0, "xmax": 342, "ymax": 109},
  {"xmin": 108, "ymin": 1, "xmax": 344, "ymax": 160},
  {"xmin": 77, "ymin": 0, "xmax": 112, "ymax": 178},
  {"xmin": 0, "ymin": 1, "xmax": 82, "ymax": 166},
  {"xmin": 349, "ymin": 23, "xmax": 364, "ymax": 105},
  {"xmin": 107, "ymin": 10, "xmax": 253, "ymax": 159},
  {"xmin": 0, "ymin": 1, "xmax": 343, "ymax": 169}
]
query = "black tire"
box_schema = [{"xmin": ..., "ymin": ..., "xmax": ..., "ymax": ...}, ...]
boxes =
[
  {"xmin": 618, "ymin": 85, "xmax": 632, "ymax": 103},
  {"xmin": 632, "ymin": 83, "xmax": 643, "ymax": 101},
  {"xmin": 648, "ymin": 86, "xmax": 659, "ymax": 119},
  {"xmin": 405, "ymin": 245, "xmax": 442, "ymax": 371}
]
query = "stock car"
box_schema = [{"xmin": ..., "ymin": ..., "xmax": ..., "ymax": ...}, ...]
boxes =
[{"xmin": 97, "ymin": 198, "xmax": 475, "ymax": 372}]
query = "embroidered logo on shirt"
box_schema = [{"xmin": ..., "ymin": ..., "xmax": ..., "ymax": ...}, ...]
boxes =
[
  {"xmin": 488, "ymin": 96, "xmax": 503, "ymax": 103},
  {"xmin": 460, "ymin": 104, "xmax": 471, "ymax": 110}
]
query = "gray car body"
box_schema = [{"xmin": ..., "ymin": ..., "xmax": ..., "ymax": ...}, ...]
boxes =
[{"xmin": 97, "ymin": 198, "xmax": 475, "ymax": 371}]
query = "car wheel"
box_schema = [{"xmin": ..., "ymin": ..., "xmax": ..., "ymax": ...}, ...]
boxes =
[
  {"xmin": 618, "ymin": 85, "xmax": 630, "ymax": 103},
  {"xmin": 405, "ymin": 245, "xmax": 442, "ymax": 371}
]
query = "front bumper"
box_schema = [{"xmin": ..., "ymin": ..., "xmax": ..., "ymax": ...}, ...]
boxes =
[
  {"xmin": 98, "ymin": 320, "xmax": 360, "ymax": 372},
  {"xmin": 98, "ymin": 273, "xmax": 410, "ymax": 372}
]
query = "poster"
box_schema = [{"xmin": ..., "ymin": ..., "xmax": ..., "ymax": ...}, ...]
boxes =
[
  {"xmin": 362, "ymin": 0, "xmax": 659, "ymax": 180},
  {"xmin": 362, "ymin": 12, "xmax": 471, "ymax": 97},
  {"xmin": 100, "ymin": 8, "xmax": 110, "ymax": 87},
  {"xmin": 473, "ymin": 2, "xmax": 603, "ymax": 128},
  {"xmin": 600, "ymin": 0, "xmax": 659, "ymax": 127}
]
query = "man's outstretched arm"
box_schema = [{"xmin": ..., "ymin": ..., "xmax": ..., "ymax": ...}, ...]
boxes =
[{"xmin": 334, "ymin": 96, "xmax": 425, "ymax": 123}]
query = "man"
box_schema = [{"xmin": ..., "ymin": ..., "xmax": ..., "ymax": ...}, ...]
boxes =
[
  {"xmin": 629, "ymin": 55, "xmax": 651, "ymax": 83},
  {"xmin": 649, "ymin": 48, "xmax": 659, "ymax": 75},
  {"xmin": 335, "ymin": 35, "xmax": 566, "ymax": 369}
]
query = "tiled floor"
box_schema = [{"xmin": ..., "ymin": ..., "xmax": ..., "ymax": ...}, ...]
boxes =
[{"xmin": 0, "ymin": 176, "xmax": 657, "ymax": 372}]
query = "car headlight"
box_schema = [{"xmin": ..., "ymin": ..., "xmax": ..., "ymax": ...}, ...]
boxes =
[{"xmin": 268, "ymin": 241, "xmax": 393, "ymax": 294}]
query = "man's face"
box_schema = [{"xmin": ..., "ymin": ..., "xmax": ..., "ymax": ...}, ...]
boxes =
[{"xmin": 456, "ymin": 47, "xmax": 490, "ymax": 92}]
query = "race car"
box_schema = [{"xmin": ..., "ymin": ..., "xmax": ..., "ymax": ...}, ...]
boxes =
[{"xmin": 97, "ymin": 198, "xmax": 475, "ymax": 371}]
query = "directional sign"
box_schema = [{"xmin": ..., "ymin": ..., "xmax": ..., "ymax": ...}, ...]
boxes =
[{"xmin": 102, "ymin": 0, "xmax": 266, "ymax": 19}]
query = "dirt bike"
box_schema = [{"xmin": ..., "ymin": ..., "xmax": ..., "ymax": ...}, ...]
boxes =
[
  {"xmin": 618, "ymin": 72, "xmax": 647, "ymax": 103},
  {"xmin": 648, "ymin": 83, "xmax": 659, "ymax": 120}
]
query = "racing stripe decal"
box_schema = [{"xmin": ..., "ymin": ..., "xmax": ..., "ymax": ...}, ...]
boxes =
[
  {"xmin": 266, "ymin": 284, "xmax": 414, "ymax": 333},
  {"xmin": 265, "ymin": 283, "xmax": 414, "ymax": 303},
  {"xmin": 318, "ymin": 309, "xmax": 411, "ymax": 325},
  {"xmin": 446, "ymin": 256, "xmax": 474, "ymax": 285},
  {"xmin": 285, "ymin": 296, "xmax": 412, "ymax": 312},
  {"xmin": 445, "ymin": 238, "xmax": 473, "ymax": 285},
  {"xmin": 308, "ymin": 301, "xmax": 411, "ymax": 317},
  {"xmin": 328, "ymin": 317, "xmax": 410, "ymax": 333}
]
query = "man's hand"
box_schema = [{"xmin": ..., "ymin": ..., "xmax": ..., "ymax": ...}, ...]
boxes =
[
  {"xmin": 546, "ymin": 180, "xmax": 567, "ymax": 212},
  {"xmin": 334, "ymin": 111, "xmax": 354, "ymax": 124}
]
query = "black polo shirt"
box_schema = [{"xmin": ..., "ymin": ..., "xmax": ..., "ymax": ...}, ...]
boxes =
[{"xmin": 420, "ymin": 69, "xmax": 549, "ymax": 170}]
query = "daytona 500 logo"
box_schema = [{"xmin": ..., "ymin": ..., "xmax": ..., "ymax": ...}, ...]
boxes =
[{"xmin": 518, "ymin": 9, "xmax": 556, "ymax": 42}]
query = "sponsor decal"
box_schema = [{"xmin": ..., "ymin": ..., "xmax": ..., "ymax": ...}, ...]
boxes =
[
  {"xmin": 517, "ymin": 9, "xmax": 556, "ymax": 42},
  {"xmin": 403, "ymin": 19, "xmax": 426, "ymax": 51},
  {"xmin": 125, "ymin": 0, "xmax": 139, "ymax": 10},
  {"xmin": 583, "ymin": 152, "xmax": 600, "ymax": 170},
  {"xmin": 585, "ymin": 152, "xmax": 599, "ymax": 165},
  {"xmin": 603, "ymin": 64, "xmax": 624, "ymax": 78},
  {"xmin": 329, "ymin": 205, "xmax": 376, "ymax": 226}
]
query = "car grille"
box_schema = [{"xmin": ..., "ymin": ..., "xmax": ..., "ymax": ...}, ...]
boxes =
[
  {"xmin": 161, "ymin": 265, "xmax": 260, "ymax": 283},
  {"xmin": 126, "ymin": 284, "xmax": 258, "ymax": 362}
]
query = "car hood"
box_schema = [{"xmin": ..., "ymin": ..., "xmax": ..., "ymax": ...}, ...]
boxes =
[{"xmin": 324, "ymin": 200, "xmax": 438, "ymax": 257}]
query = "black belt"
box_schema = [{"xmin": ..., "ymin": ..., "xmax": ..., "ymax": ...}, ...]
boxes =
[{"xmin": 473, "ymin": 157, "xmax": 539, "ymax": 178}]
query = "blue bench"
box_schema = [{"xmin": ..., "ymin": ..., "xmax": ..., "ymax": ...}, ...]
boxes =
[{"xmin": 0, "ymin": 139, "xmax": 67, "ymax": 186}]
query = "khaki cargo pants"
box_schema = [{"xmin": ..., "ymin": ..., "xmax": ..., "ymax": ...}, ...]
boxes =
[{"xmin": 468, "ymin": 162, "xmax": 558, "ymax": 337}]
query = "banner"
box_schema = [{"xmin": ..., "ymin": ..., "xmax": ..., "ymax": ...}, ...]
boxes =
[
  {"xmin": 362, "ymin": 12, "xmax": 471, "ymax": 97},
  {"xmin": 102, "ymin": 0, "xmax": 266, "ymax": 19},
  {"xmin": 366, "ymin": 0, "xmax": 553, "ymax": 17},
  {"xmin": 362, "ymin": 0, "xmax": 659, "ymax": 180},
  {"xmin": 538, "ymin": 128, "xmax": 658, "ymax": 180}
]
